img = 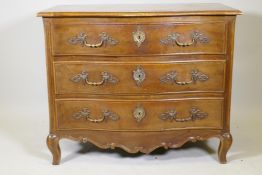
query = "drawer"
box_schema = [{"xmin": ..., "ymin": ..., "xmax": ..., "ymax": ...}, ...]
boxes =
[
  {"xmin": 54, "ymin": 61, "xmax": 225, "ymax": 95},
  {"xmin": 51, "ymin": 20, "xmax": 226, "ymax": 56},
  {"xmin": 55, "ymin": 98, "xmax": 223, "ymax": 131}
]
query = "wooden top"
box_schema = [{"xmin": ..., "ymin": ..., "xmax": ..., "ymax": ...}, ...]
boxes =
[{"xmin": 37, "ymin": 3, "xmax": 242, "ymax": 17}]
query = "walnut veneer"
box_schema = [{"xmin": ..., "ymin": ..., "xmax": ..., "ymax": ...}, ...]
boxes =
[{"xmin": 38, "ymin": 3, "xmax": 241, "ymax": 165}]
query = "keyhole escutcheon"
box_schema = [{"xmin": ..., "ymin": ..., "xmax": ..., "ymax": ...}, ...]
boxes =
[
  {"xmin": 133, "ymin": 105, "xmax": 146, "ymax": 122},
  {"xmin": 133, "ymin": 26, "xmax": 146, "ymax": 48},
  {"xmin": 133, "ymin": 66, "xmax": 146, "ymax": 86}
]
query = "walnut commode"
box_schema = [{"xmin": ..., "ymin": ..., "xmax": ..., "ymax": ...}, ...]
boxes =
[{"xmin": 38, "ymin": 4, "xmax": 241, "ymax": 165}]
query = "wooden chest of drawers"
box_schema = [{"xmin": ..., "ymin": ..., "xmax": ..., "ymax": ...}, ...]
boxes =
[{"xmin": 38, "ymin": 4, "xmax": 241, "ymax": 165}]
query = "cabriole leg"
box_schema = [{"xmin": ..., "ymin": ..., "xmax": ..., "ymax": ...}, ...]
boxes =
[
  {"xmin": 218, "ymin": 132, "xmax": 232, "ymax": 164},
  {"xmin": 47, "ymin": 134, "xmax": 61, "ymax": 165}
]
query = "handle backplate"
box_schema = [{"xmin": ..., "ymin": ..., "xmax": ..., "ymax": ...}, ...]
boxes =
[
  {"xmin": 160, "ymin": 107, "xmax": 207, "ymax": 122},
  {"xmin": 71, "ymin": 71, "xmax": 118, "ymax": 86},
  {"xmin": 160, "ymin": 69, "xmax": 208, "ymax": 85},
  {"xmin": 160, "ymin": 31, "xmax": 209, "ymax": 47},
  {"xmin": 72, "ymin": 108, "xmax": 119, "ymax": 123},
  {"xmin": 68, "ymin": 32, "xmax": 118, "ymax": 48}
]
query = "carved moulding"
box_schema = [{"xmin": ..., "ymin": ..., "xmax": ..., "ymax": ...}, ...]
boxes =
[{"xmin": 59, "ymin": 130, "xmax": 228, "ymax": 154}]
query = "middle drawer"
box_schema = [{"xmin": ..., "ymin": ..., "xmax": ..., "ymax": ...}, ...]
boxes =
[{"xmin": 54, "ymin": 61, "xmax": 225, "ymax": 95}]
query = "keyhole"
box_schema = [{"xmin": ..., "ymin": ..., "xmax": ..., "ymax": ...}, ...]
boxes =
[
  {"xmin": 138, "ymin": 112, "xmax": 141, "ymax": 116},
  {"xmin": 138, "ymin": 35, "xmax": 141, "ymax": 40}
]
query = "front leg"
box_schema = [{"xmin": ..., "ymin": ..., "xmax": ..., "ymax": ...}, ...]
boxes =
[
  {"xmin": 218, "ymin": 132, "xmax": 232, "ymax": 164},
  {"xmin": 47, "ymin": 134, "xmax": 61, "ymax": 165}
]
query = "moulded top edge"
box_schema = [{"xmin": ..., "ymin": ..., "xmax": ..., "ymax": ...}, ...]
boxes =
[{"xmin": 37, "ymin": 3, "xmax": 242, "ymax": 17}]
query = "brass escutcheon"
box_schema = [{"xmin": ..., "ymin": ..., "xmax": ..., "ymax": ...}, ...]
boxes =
[
  {"xmin": 133, "ymin": 66, "xmax": 146, "ymax": 86},
  {"xmin": 132, "ymin": 26, "xmax": 146, "ymax": 48},
  {"xmin": 133, "ymin": 105, "xmax": 146, "ymax": 122}
]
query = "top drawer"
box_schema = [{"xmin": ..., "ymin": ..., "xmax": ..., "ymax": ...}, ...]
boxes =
[{"xmin": 50, "ymin": 18, "xmax": 227, "ymax": 56}]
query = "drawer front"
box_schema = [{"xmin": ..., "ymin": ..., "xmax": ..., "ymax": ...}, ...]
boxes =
[
  {"xmin": 56, "ymin": 98, "xmax": 223, "ymax": 131},
  {"xmin": 51, "ymin": 21, "xmax": 226, "ymax": 56},
  {"xmin": 54, "ymin": 61, "xmax": 225, "ymax": 95}
]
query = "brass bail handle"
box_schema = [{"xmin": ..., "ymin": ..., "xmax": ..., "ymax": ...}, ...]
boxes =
[
  {"xmin": 175, "ymin": 34, "xmax": 195, "ymax": 47},
  {"xmin": 71, "ymin": 71, "xmax": 119, "ymax": 86},
  {"xmin": 68, "ymin": 32, "xmax": 118, "ymax": 48},
  {"xmin": 72, "ymin": 108, "xmax": 120, "ymax": 123},
  {"xmin": 160, "ymin": 107, "xmax": 208, "ymax": 122},
  {"xmin": 160, "ymin": 70, "xmax": 209, "ymax": 86},
  {"xmin": 84, "ymin": 72, "xmax": 108, "ymax": 86},
  {"xmin": 160, "ymin": 31, "xmax": 209, "ymax": 47}
]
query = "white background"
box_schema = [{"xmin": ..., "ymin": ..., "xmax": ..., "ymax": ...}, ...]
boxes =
[{"xmin": 0, "ymin": 0, "xmax": 261, "ymax": 175}]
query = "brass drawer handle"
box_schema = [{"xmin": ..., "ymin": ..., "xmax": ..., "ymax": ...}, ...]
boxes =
[
  {"xmin": 160, "ymin": 31, "xmax": 209, "ymax": 47},
  {"xmin": 68, "ymin": 32, "xmax": 118, "ymax": 48},
  {"xmin": 71, "ymin": 71, "xmax": 118, "ymax": 86},
  {"xmin": 160, "ymin": 69, "xmax": 208, "ymax": 85},
  {"xmin": 160, "ymin": 107, "xmax": 207, "ymax": 122},
  {"xmin": 72, "ymin": 108, "xmax": 119, "ymax": 123}
]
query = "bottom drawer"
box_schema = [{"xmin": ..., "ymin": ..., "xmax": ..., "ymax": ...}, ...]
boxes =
[{"xmin": 55, "ymin": 98, "xmax": 223, "ymax": 131}]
